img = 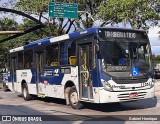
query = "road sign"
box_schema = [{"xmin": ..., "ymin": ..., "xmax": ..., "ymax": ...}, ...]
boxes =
[{"xmin": 49, "ymin": 2, "xmax": 78, "ymax": 18}]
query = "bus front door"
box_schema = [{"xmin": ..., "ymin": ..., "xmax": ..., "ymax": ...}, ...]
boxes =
[
  {"xmin": 35, "ymin": 52, "xmax": 44, "ymax": 95},
  {"xmin": 11, "ymin": 57, "xmax": 16, "ymax": 91},
  {"xmin": 79, "ymin": 44, "xmax": 93, "ymax": 100}
]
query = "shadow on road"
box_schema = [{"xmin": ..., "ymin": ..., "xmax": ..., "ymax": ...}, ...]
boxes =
[
  {"xmin": 0, "ymin": 104, "xmax": 126, "ymax": 122},
  {"xmin": 17, "ymin": 94, "xmax": 66, "ymax": 105},
  {"xmin": 1, "ymin": 91, "xmax": 157, "ymax": 123},
  {"xmin": 18, "ymin": 93, "xmax": 158, "ymax": 113},
  {"xmin": 3, "ymin": 93, "xmax": 158, "ymax": 122},
  {"xmin": 82, "ymin": 96, "xmax": 157, "ymax": 112}
]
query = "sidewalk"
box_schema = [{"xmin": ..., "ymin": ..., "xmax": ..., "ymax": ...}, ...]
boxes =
[
  {"xmin": 0, "ymin": 83, "xmax": 3, "ymax": 89},
  {"xmin": 155, "ymin": 81, "xmax": 160, "ymax": 92}
]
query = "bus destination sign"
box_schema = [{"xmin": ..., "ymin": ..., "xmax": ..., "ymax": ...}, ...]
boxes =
[
  {"xmin": 105, "ymin": 31, "xmax": 136, "ymax": 38},
  {"xmin": 98, "ymin": 29, "xmax": 147, "ymax": 40}
]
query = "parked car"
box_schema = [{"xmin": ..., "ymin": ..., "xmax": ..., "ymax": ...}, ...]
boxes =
[
  {"xmin": 154, "ymin": 69, "xmax": 160, "ymax": 79},
  {"xmin": 0, "ymin": 73, "xmax": 9, "ymax": 92}
]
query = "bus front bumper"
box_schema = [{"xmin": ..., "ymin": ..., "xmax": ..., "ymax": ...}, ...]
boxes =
[{"xmin": 98, "ymin": 86, "xmax": 155, "ymax": 103}]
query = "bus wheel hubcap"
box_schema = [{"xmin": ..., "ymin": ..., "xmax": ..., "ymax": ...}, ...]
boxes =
[{"xmin": 70, "ymin": 91, "xmax": 78, "ymax": 105}]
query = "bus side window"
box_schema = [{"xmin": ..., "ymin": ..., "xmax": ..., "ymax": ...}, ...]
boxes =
[
  {"xmin": 69, "ymin": 56, "xmax": 76, "ymax": 65},
  {"xmin": 46, "ymin": 43, "xmax": 59, "ymax": 66},
  {"xmin": 24, "ymin": 50, "xmax": 33, "ymax": 68},
  {"xmin": 60, "ymin": 42, "xmax": 68, "ymax": 65},
  {"xmin": 17, "ymin": 51, "xmax": 24, "ymax": 69},
  {"xmin": 68, "ymin": 41, "xmax": 76, "ymax": 65}
]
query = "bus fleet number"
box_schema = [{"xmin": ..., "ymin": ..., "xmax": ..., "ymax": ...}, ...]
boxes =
[{"xmin": 141, "ymin": 82, "xmax": 152, "ymax": 87}]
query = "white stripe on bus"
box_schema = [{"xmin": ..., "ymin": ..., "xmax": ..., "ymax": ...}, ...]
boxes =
[{"xmin": 50, "ymin": 34, "xmax": 69, "ymax": 43}]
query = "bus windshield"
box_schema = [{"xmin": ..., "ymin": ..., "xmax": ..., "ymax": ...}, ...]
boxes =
[{"xmin": 100, "ymin": 39, "xmax": 152, "ymax": 78}]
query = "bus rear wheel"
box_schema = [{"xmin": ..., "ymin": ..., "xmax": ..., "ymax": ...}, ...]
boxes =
[
  {"xmin": 22, "ymin": 83, "xmax": 32, "ymax": 101},
  {"xmin": 3, "ymin": 83, "xmax": 8, "ymax": 92},
  {"xmin": 69, "ymin": 86, "xmax": 83, "ymax": 109}
]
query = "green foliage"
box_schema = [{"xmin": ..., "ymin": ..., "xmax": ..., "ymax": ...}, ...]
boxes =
[
  {"xmin": 0, "ymin": 18, "xmax": 19, "ymax": 40},
  {"xmin": 0, "ymin": 18, "xmax": 41, "ymax": 67},
  {"xmin": 0, "ymin": 18, "xmax": 20, "ymax": 65},
  {"xmin": 98, "ymin": 0, "xmax": 160, "ymax": 30},
  {"xmin": 16, "ymin": 0, "xmax": 49, "ymax": 14},
  {"xmin": 152, "ymin": 54, "xmax": 160, "ymax": 65},
  {"xmin": 15, "ymin": 0, "xmax": 103, "ymax": 32}
]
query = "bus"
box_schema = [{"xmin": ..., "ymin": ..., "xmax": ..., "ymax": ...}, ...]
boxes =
[{"xmin": 7, "ymin": 28, "xmax": 155, "ymax": 109}]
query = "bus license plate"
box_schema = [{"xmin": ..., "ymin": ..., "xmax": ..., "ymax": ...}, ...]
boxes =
[{"xmin": 129, "ymin": 93, "xmax": 138, "ymax": 98}]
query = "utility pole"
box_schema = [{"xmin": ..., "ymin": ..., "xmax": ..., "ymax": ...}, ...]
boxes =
[{"xmin": 0, "ymin": 31, "xmax": 24, "ymax": 35}]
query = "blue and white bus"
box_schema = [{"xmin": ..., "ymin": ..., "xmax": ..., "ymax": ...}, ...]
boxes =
[{"xmin": 7, "ymin": 28, "xmax": 155, "ymax": 109}]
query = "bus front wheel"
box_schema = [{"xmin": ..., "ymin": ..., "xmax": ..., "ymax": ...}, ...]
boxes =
[
  {"xmin": 69, "ymin": 86, "xmax": 83, "ymax": 109},
  {"xmin": 22, "ymin": 83, "xmax": 32, "ymax": 101}
]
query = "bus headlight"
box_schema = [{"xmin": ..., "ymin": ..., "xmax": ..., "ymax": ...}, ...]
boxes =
[{"xmin": 101, "ymin": 79, "xmax": 113, "ymax": 91}]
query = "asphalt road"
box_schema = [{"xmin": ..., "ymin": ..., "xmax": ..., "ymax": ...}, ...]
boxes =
[{"xmin": 0, "ymin": 80, "xmax": 160, "ymax": 124}]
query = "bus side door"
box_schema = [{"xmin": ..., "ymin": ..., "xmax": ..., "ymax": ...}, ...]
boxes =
[
  {"xmin": 78, "ymin": 43, "xmax": 94, "ymax": 100},
  {"xmin": 11, "ymin": 57, "xmax": 17, "ymax": 91},
  {"xmin": 35, "ymin": 51, "xmax": 44, "ymax": 95}
]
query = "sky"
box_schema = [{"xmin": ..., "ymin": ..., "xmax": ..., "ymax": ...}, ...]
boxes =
[{"xmin": 148, "ymin": 26, "xmax": 160, "ymax": 55}]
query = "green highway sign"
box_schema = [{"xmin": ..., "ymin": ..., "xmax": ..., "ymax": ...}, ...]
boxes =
[{"xmin": 49, "ymin": 2, "xmax": 78, "ymax": 18}]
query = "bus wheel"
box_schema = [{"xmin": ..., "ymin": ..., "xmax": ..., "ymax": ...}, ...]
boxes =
[
  {"xmin": 69, "ymin": 86, "xmax": 83, "ymax": 109},
  {"xmin": 22, "ymin": 83, "xmax": 32, "ymax": 101},
  {"xmin": 3, "ymin": 84, "xmax": 8, "ymax": 92}
]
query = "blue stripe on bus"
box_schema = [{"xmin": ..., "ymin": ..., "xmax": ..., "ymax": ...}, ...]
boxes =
[
  {"xmin": 92, "ymin": 69, "xmax": 99, "ymax": 87},
  {"xmin": 97, "ymin": 59, "xmax": 103, "ymax": 87},
  {"xmin": 41, "ymin": 40, "xmax": 50, "ymax": 45},
  {"xmin": 87, "ymin": 28, "xmax": 97, "ymax": 34},
  {"xmin": 24, "ymin": 37, "xmax": 52, "ymax": 49},
  {"xmin": 96, "ymin": 59, "xmax": 110, "ymax": 87},
  {"xmin": 69, "ymin": 28, "xmax": 97, "ymax": 39},
  {"xmin": 69, "ymin": 31, "xmax": 80, "ymax": 39},
  {"xmin": 31, "ymin": 68, "xmax": 36, "ymax": 84},
  {"xmin": 21, "ymin": 29, "xmax": 97, "ymax": 50},
  {"xmin": 24, "ymin": 43, "xmax": 38, "ymax": 49}
]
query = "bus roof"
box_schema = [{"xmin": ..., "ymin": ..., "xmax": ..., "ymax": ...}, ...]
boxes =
[
  {"xmin": 9, "ymin": 28, "xmax": 97, "ymax": 53},
  {"xmin": 9, "ymin": 27, "xmax": 146, "ymax": 53}
]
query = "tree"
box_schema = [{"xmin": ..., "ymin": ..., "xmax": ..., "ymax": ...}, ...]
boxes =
[
  {"xmin": 0, "ymin": 18, "xmax": 20, "ymax": 67},
  {"xmin": 0, "ymin": 18, "xmax": 42, "ymax": 67},
  {"xmin": 98, "ymin": 0, "xmax": 160, "ymax": 30},
  {"xmin": 15, "ymin": 0, "xmax": 105, "ymax": 34},
  {"xmin": 152, "ymin": 54, "xmax": 160, "ymax": 65}
]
